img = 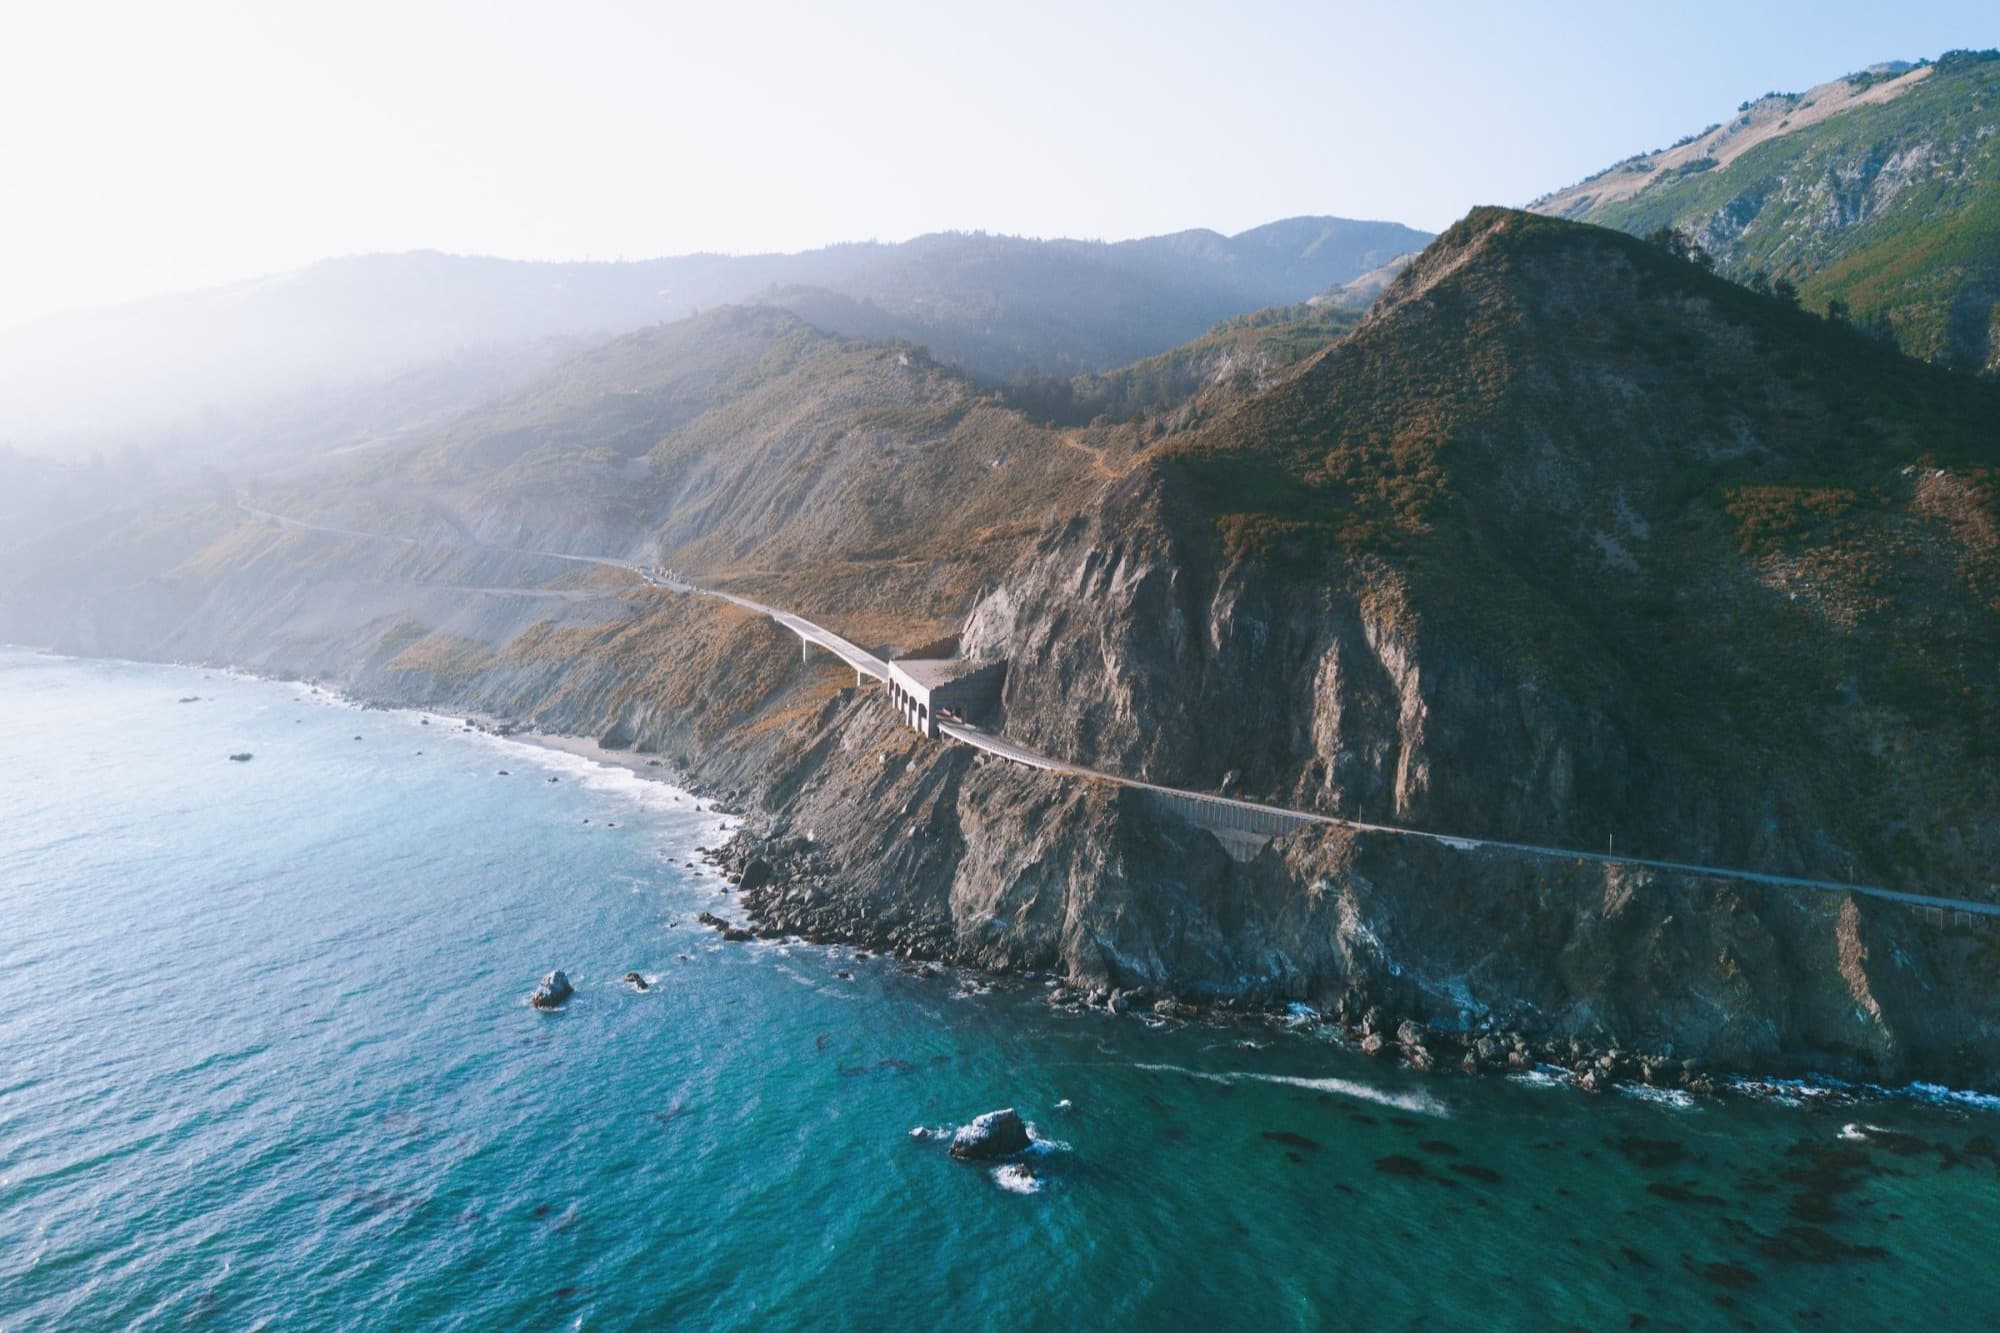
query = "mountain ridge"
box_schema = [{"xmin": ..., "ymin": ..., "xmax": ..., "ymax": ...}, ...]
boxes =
[
  {"xmin": 0, "ymin": 215, "xmax": 1431, "ymax": 456},
  {"xmin": 1532, "ymin": 48, "xmax": 2000, "ymax": 372}
]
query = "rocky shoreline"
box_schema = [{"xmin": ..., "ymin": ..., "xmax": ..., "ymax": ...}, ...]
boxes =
[
  {"xmin": 694, "ymin": 825, "xmax": 1914, "ymax": 1106},
  {"xmin": 40, "ymin": 642, "xmax": 2000, "ymax": 1100}
]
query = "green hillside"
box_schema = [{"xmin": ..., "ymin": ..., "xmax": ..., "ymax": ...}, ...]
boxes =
[
  {"xmin": 1546, "ymin": 51, "xmax": 2000, "ymax": 372},
  {"xmin": 1047, "ymin": 207, "xmax": 2000, "ymax": 879}
]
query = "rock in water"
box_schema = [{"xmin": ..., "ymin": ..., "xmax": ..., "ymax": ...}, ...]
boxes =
[
  {"xmin": 530, "ymin": 970, "xmax": 574, "ymax": 1010},
  {"xmin": 227, "ymin": 753, "xmax": 253, "ymax": 762},
  {"xmin": 949, "ymin": 1108, "xmax": 1031, "ymax": 1161},
  {"xmin": 624, "ymin": 971, "xmax": 649, "ymax": 992},
  {"xmin": 991, "ymin": 1163, "xmax": 1041, "ymax": 1193}
]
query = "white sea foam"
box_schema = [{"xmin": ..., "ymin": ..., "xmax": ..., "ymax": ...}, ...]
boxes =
[
  {"xmin": 1022, "ymin": 1127, "xmax": 1070, "ymax": 1155},
  {"xmin": 1617, "ymin": 1084, "xmax": 1696, "ymax": 1110},
  {"xmin": 1901, "ymin": 1082, "xmax": 2000, "ymax": 1113},
  {"xmin": 1506, "ymin": 1066, "xmax": 1569, "ymax": 1091},
  {"xmin": 991, "ymin": 1163, "xmax": 1043, "ymax": 1194},
  {"xmin": 459, "ymin": 728, "xmax": 727, "ymax": 824},
  {"xmin": 273, "ymin": 675, "xmax": 730, "ymax": 832},
  {"xmin": 1726, "ymin": 1076, "xmax": 1849, "ymax": 1108},
  {"xmin": 1131, "ymin": 1062, "xmax": 1449, "ymax": 1117}
]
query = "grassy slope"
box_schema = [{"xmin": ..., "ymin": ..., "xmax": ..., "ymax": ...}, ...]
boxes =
[
  {"xmin": 1580, "ymin": 53, "xmax": 2000, "ymax": 370},
  {"xmin": 1005, "ymin": 303, "xmax": 1360, "ymax": 428},
  {"xmin": 255, "ymin": 304, "xmax": 1126, "ymax": 646}
]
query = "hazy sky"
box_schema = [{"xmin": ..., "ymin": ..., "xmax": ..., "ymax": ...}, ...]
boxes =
[{"xmin": 5, "ymin": 0, "xmax": 1995, "ymax": 329}]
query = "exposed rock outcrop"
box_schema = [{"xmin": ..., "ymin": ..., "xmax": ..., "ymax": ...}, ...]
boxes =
[
  {"xmin": 530, "ymin": 970, "xmax": 574, "ymax": 1009},
  {"xmin": 949, "ymin": 1109, "xmax": 1031, "ymax": 1161}
]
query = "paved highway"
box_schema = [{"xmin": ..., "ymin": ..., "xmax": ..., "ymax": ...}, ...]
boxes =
[{"xmin": 241, "ymin": 502, "xmax": 2000, "ymax": 920}]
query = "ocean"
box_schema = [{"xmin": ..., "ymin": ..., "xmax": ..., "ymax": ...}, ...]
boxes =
[{"xmin": 3, "ymin": 647, "xmax": 1996, "ymax": 1329}]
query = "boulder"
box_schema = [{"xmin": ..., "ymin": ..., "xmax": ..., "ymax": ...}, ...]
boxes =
[
  {"xmin": 530, "ymin": 970, "xmax": 574, "ymax": 1009},
  {"xmin": 949, "ymin": 1108, "xmax": 1032, "ymax": 1161},
  {"xmin": 1360, "ymin": 1032, "xmax": 1390, "ymax": 1058},
  {"xmin": 1395, "ymin": 1019, "xmax": 1428, "ymax": 1049},
  {"xmin": 738, "ymin": 858, "xmax": 774, "ymax": 894},
  {"xmin": 624, "ymin": 971, "xmax": 649, "ymax": 992},
  {"xmin": 696, "ymin": 911, "xmax": 753, "ymax": 941}
]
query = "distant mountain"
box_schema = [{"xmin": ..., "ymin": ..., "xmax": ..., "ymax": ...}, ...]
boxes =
[
  {"xmin": 1307, "ymin": 251, "xmax": 1418, "ymax": 313},
  {"xmin": 1531, "ymin": 50, "xmax": 2000, "ymax": 372},
  {"xmin": 0, "ymin": 217, "xmax": 1430, "ymax": 456}
]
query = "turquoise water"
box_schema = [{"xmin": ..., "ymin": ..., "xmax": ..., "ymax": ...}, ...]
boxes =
[{"xmin": 3, "ymin": 649, "xmax": 1999, "ymax": 1329}]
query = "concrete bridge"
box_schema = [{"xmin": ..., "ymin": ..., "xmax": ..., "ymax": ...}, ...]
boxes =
[{"xmin": 240, "ymin": 502, "xmax": 2000, "ymax": 923}]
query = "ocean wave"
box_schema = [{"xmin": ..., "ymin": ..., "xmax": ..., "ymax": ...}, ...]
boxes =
[
  {"xmin": 991, "ymin": 1163, "xmax": 1043, "ymax": 1194},
  {"xmin": 269, "ymin": 676, "xmax": 728, "ymax": 829},
  {"xmin": 1131, "ymin": 1062, "xmax": 1449, "ymax": 1117},
  {"xmin": 457, "ymin": 729, "xmax": 722, "ymax": 821},
  {"xmin": 1022, "ymin": 1128, "xmax": 1070, "ymax": 1155},
  {"xmin": 1721, "ymin": 1074, "xmax": 2000, "ymax": 1114},
  {"xmin": 1897, "ymin": 1082, "xmax": 2000, "ymax": 1113},
  {"xmin": 1617, "ymin": 1083, "xmax": 1696, "ymax": 1110},
  {"xmin": 1505, "ymin": 1066, "xmax": 1569, "ymax": 1090}
]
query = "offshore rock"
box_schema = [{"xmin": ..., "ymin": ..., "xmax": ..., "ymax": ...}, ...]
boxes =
[
  {"xmin": 530, "ymin": 970, "xmax": 574, "ymax": 1010},
  {"xmin": 949, "ymin": 1108, "xmax": 1031, "ymax": 1161}
]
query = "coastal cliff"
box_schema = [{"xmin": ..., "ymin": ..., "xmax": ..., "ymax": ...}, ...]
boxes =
[{"xmin": 7, "ymin": 209, "xmax": 1999, "ymax": 1089}]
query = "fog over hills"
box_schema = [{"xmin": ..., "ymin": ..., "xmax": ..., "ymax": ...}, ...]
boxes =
[{"xmin": 0, "ymin": 216, "xmax": 1429, "ymax": 458}]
